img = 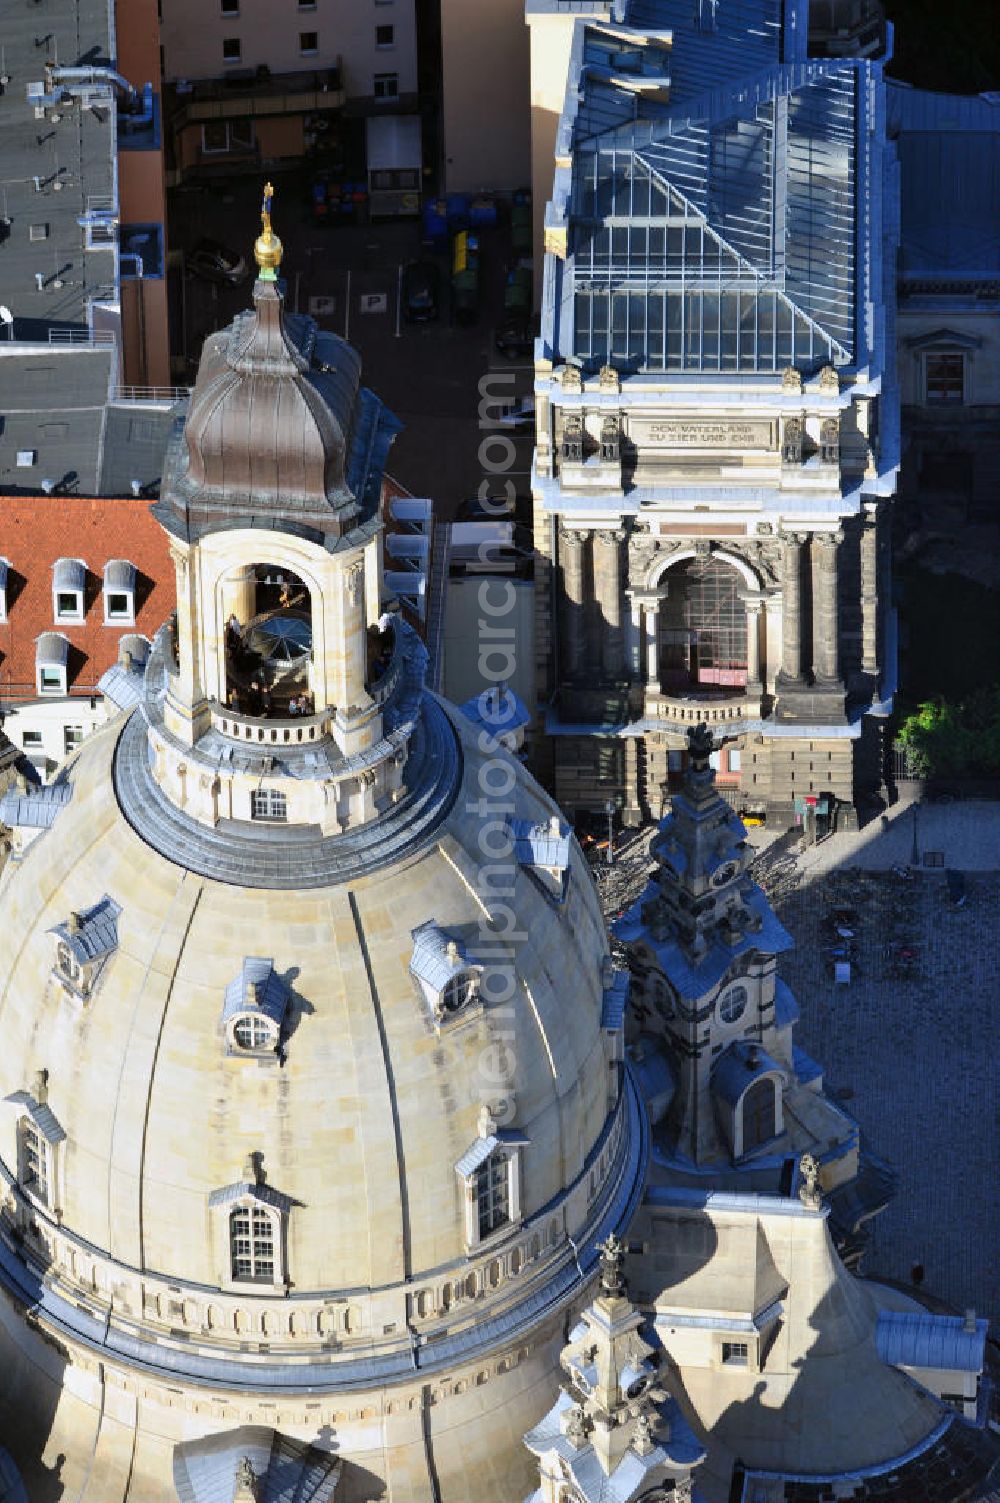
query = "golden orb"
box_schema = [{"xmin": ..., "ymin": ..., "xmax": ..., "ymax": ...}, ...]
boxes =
[{"xmin": 254, "ymin": 180, "xmax": 283, "ymax": 278}]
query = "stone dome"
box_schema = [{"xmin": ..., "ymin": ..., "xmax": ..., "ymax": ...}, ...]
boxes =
[{"xmin": 0, "ymin": 695, "xmax": 631, "ymax": 1365}]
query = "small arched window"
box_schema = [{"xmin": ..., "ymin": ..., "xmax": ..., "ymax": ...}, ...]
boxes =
[
  {"xmin": 441, "ymin": 972, "xmax": 477, "ymax": 1016},
  {"xmin": 742, "ymin": 1076, "xmax": 777, "ymax": 1152},
  {"xmin": 229, "ymin": 1205, "xmax": 276, "ymax": 1283}
]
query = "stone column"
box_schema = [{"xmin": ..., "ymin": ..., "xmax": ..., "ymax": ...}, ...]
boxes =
[
  {"xmin": 812, "ymin": 531, "xmax": 843, "ymax": 685},
  {"xmin": 861, "ymin": 509, "xmax": 879, "ymax": 677},
  {"xmin": 559, "ymin": 528, "xmax": 589, "ymax": 677},
  {"xmin": 778, "ymin": 533, "xmax": 806, "ymax": 685},
  {"xmin": 644, "ymin": 604, "xmax": 659, "ymax": 686},
  {"xmin": 593, "ymin": 528, "xmax": 625, "ymax": 678},
  {"xmin": 744, "ymin": 598, "xmax": 763, "ymax": 690}
]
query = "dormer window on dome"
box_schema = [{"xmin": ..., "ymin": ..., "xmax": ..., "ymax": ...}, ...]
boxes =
[
  {"xmin": 103, "ymin": 559, "xmax": 136, "ymax": 624},
  {"xmin": 455, "ymin": 1106, "xmax": 529, "ymax": 1251},
  {"xmin": 3, "ymin": 1070, "xmax": 66, "ymax": 1216},
  {"xmin": 507, "ymin": 814, "xmax": 571, "ymax": 902},
  {"xmin": 52, "ymin": 557, "xmax": 86, "ymax": 623},
  {"xmin": 209, "ymin": 1154, "xmax": 293, "ymax": 1293},
  {"xmin": 223, "ymin": 959, "xmax": 290, "ymax": 1058},
  {"xmin": 48, "ymin": 896, "xmax": 121, "ymax": 1002},
  {"xmin": 410, "ymin": 922, "xmax": 482, "ymax": 1025}
]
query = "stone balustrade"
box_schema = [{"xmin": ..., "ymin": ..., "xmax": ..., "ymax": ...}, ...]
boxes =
[
  {"xmin": 210, "ymin": 702, "xmax": 332, "ymax": 745},
  {"xmin": 644, "ymin": 689, "xmax": 763, "ymax": 727}
]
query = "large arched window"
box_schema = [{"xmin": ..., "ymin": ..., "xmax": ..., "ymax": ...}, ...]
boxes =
[
  {"xmin": 222, "ymin": 562, "xmax": 314, "ymax": 718},
  {"xmin": 658, "ymin": 557, "xmax": 747, "ymax": 690},
  {"xmin": 741, "ymin": 1076, "xmax": 777, "ymax": 1153}
]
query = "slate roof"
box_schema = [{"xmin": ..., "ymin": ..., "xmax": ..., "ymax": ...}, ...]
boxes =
[
  {"xmin": 454, "ymin": 1127, "xmax": 530, "ymax": 1179},
  {"xmin": 48, "ymin": 894, "xmax": 121, "ymax": 965},
  {"xmin": 601, "ymin": 967, "xmax": 630, "ymax": 1030},
  {"xmin": 0, "ymin": 780, "xmax": 72, "ymax": 831},
  {"xmin": 507, "ymin": 815, "xmax": 572, "ymax": 871},
  {"xmin": 0, "ymin": 492, "xmax": 174, "ymax": 705},
  {"xmin": 888, "ymin": 84, "xmax": 1000, "ymax": 285},
  {"xmin": 712, "ymin": 1040, "xmax": 783, "ymax": 1108},
  {"xmin": 206, "ymin": 1180, "xmax": 294, "ymax": 1213},
  {"xmin": 410, "ymin": 921, "xmax": 468, "ymax": 991},
  {"xmin": 876, "ymin": 1312, "xmax": 988, "ymax": 1376},
  {"xmin": 459, "ymin": 684, "xmax": 531, "ymax": 742},
  {"xmin": 3, "ymin": 1091, "xmax": 67, "ymax": 1146},
  {"xmin": 222, "ymin": 958, "xmax": 289, "ymax": 1028},
  {"xmin": 172, "ymin": 1426, "xmax": 341, "ymax": 1503}
]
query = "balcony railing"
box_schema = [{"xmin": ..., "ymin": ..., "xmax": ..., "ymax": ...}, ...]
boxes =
[
  {"xmin": 644, "ymin": 688, "xmax": 763, "ymax": 727},
  {"xmin": 210, "ymin": 701, "xmax": 332, "ymax": 745}
]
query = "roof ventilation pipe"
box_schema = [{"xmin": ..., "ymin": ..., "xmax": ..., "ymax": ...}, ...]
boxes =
[{"xmin": 44, "ymin": 63, "xmax": 136, "ymax": 104}]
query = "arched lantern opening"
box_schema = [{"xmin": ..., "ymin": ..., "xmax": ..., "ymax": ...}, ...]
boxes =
[{"xmin": 223, "ymin": 563, "xmax": 315, "ymax": 718}]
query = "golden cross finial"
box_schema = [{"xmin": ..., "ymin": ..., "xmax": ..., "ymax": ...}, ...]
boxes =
[{"xmin": 254, "ymin": 180, "xmax": 283, "ymax": 278}]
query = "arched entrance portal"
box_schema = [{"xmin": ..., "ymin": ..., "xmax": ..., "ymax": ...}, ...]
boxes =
[
  {"xmin": 223, "ymin": 563, "xmax": 314, "ymax": 717},
  {"xmin": 657, "ymin": 557, "xmax": 747, "ymax": 692}
]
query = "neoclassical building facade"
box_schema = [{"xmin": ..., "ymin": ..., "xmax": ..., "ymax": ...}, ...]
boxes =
[{"xmin": 529, "ymin": 0, "xmax": 899, "ymax": 825}]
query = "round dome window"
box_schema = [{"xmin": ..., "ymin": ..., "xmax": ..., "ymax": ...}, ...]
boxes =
[
  {"xmin": 718, "ymin": 984, "xmax": 748, "ymax": 1024},
  {"xmin": 441, "ymin": 972, "xmax": 477, "ymax": 1015},
  {"xmin": 233, "ymin": 1015, "xmax": 275, "ymax": 1051}
]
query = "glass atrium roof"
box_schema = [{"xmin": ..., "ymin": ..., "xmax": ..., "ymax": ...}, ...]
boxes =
[{"xmin": 561, "ymin": 63, "xmax": 860, "ymax": 373}]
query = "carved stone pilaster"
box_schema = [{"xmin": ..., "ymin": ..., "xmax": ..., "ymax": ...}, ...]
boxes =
[
  {"xmin": 812, "ymin": 530, "xmax": 843, "ymax": 686},
  {"xmin": 594, "ymin": 528, "xmax": 626, "ymax": 677},
  {"xmin": 560, "ymin": 527, "xmax": 589, "ymax": 675},
  {"xmin": 776, "ymin": 533, "xmax": 806, "ymax": 687}
]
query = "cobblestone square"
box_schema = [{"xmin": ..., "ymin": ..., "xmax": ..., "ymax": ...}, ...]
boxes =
[{"xmin": 598, "ymin": 818, "xmax": 1000, "ymax": 1328}]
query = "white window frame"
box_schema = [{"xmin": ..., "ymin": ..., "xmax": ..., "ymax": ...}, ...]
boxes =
[
  {"xmin": 375, "ymin": 22, "xmax": 395, "ymax": 47},
  {"xmin": 299, "ymin": 29, "xmax": 319, "ymax": 55},
  {"xmin": 0, "ymin": 558, "xmax": 8, "ymax": 623},
  {"xmin": 52, "ymin": 560, "xmax": 86, "ymax": 624},
  {"xmin": 229, "ymin": 1201, "xmax": 279, "ymax": 1283},
  {"xmin": 222, "ymin": 36, "xmax": 242, "ymax": 63},
  {"xmin": 373, "ymin": 71, "xmax": 399, "ymax": 99},
  {"xmin": 103, "ymin": 561, "xmax": 136, "ymax": 626},
  {"xmin": 455, "ymin": 1131, "xmax": 527, "ymax": 1252},
  {"xmin": 251, "ymin": 787, "xmax": 288, "ymax": 823},
  {"xmin": 212, "ymin": 1188, "xmax": 288, "ymax": 1294},
  {"xmin": 220, "ymin": 0, "xmax": 239, "ymax": 13},
  {"xmin": 227, "ymin": 1010, "xmax": 279, "ymax": 1056},
  {"xmin": 63, "ymin": 724, "xmax": 85, "ymax": 756},
  {"xmin": 37, "ymin": 661, "xmax": 68, "ymax": 696},
  {"xmin": 17, "ymin": 1115, "xmax": 51, "ymax": 1207}
]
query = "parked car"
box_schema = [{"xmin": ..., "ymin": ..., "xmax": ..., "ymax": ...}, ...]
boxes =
[
  {"xmin": 402, "ymin": 261, "xmax": 441, "ymax": 322},
  {"xmin": 186, "ymin": 239, "xmax": 250, "ymax": 286}
]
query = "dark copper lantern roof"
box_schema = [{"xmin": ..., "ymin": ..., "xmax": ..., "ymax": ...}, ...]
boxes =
[{"xmin": 154, "ymin": 186, "xmax": 399, "ymax": 549}]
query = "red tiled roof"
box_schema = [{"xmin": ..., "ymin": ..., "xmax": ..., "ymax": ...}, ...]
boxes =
[{"xmin": 0, "ymin": 495, "xmax": 175, "ymax": 705}]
